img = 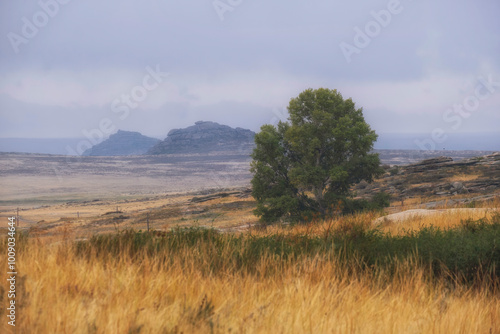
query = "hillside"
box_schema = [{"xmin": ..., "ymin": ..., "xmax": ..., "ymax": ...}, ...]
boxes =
[
  {"xmin": 354, "ymin": 152, "xmax": 500, "ymax": 208},
  {"xmin": 147, "ymin": 121, "xmax": 255, "ymax": 155},
  {"xmin": 82, "ymin": 130, "xmax": 160, "ymax": 156}
]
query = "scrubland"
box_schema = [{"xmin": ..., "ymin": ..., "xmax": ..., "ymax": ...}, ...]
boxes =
[{"xmin": 1, "ymin": 203, "xmax": 499, "ymax": 334}]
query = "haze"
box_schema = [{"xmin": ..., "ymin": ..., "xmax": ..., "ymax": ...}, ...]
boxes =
[{"xmin": 1, "ymin": 0, "xmax": 499, "ymax": 151}]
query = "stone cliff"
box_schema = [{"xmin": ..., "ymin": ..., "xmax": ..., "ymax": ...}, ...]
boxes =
[{"xmin": 147, "ymin": 121, "xmax": 255, "ymax": 155}]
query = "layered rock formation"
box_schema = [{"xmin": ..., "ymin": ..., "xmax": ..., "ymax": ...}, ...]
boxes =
[
  {"xmin": 353, "ymin": 152, "xmax": 500, "ymax": 206},
  {"xmin": 82, "ymin": 130, "xmax": 160, "ymax": 156},
  {"xmin": 147, "ymin": 121, "xmax": 255, "ymax": 155}
]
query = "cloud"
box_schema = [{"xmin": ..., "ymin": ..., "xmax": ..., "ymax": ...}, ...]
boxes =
[
  {"xmin": 0, "ymin": 0, "xmax": 499, "ymax": 143},
  {"xmin": 343, "ymin": 73, "xmax": 470, "ymax": 114}
]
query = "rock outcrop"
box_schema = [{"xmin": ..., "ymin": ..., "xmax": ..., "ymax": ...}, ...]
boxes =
[
  {"xmin": 83, "ymin": 130, "xmax": 160, "ymax": 156},
  {"xmin": 402, "ymin": 156, "xmax": 453, "ymax": 173},
  {"xmin": 353, "ymin": 152, "xmax": 500, "ymax": 203},
  {"xmin": 147, "ymin": 121, "xmax": 255, "ymax": 155}
]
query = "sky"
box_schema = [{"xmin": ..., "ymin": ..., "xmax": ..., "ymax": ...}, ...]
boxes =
[{"xmin": 1, "ymin": 0, "xmax": 499, "ymax": 151}]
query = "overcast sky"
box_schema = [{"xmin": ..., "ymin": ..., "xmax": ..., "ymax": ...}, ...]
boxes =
[{"xmin": 1, "ymin": 0, "xmax": 499, "ymax": 148}]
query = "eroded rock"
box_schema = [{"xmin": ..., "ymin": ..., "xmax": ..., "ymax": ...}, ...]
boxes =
[{"xmin": 148, "ymin": 121, "xmax": 255, "ymax": 155}]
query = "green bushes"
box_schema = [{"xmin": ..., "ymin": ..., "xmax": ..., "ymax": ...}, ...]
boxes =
[
  {"xmin": 74, "ymin": 214, "xmax": 500, "ymax": 287},
  {"xmin": 337, "ymin": 213, "xmax": 500, "ymax": 283},
  {"xmin": 341, "ymin": 191, "xmax": 391, "ymax": 214}
]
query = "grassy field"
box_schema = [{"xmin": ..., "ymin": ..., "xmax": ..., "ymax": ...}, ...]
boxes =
[
  {"xmin": 1, "ymin": 153, "xmax": 499, "ymax": 332},
  {"xmin": 1, "ymin": 206, "xmax": 499, "ymax": 333}
]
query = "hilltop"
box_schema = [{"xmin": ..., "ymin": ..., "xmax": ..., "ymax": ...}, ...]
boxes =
[
  {"xmin": 82, "ymin": 130, "xmax": 160, "ymax": 156},
  {"xmin": 147, "ymin": 121, "xmax": 255, "ymax": 155}
]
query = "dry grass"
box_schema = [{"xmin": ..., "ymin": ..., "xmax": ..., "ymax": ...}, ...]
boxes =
[
  {"xmin": 1, "ymin": 192, "xmax": 259, "ymax": 238},
  {"xmin": 244, "ymin": 212, "xmax": 378, "ymax": 239},
  {"xmin": 374, "ymin": 195, "xmax": 500, "ymax": 235},
  {"xmin": 377, "ymin": 208, "xmax": 498, "ymax": 236},
  {"xmin": 248, "ymin": 196, "xmax": 499, "ymax": 238},
  {"xmin": 2, "ymin": 184, "xmax": 499, "ymax": 333},
  {"xmin": 447, "ymin": 173, "xmax": 482, "ymax": 182},
  {"xmin": 2, "ymin": 153, "xmax": 499, "ymax": 332},
  {"xmin": 408, "ymin": 182, "xmax": 433, "ymax": 189},
  {"xmin": 1, "ymin": 209, "xmax": 499, "ymax": 333}
]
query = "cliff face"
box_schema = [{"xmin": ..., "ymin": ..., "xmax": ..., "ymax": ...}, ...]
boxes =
[
  {"xmin": 147, "ymin": 121, "xmax": 255, "ymax": 155},
  {"xmin": 82, "ymin": 130, "xmax": 160, "ymax": 156}
]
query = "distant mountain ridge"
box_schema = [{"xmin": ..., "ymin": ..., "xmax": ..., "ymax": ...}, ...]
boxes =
[
  {"xmin": 147, "ymin": 121, "xmax": 255, "ymax": 155},
  {"xmin": 82, "ymin": 130, "xmax": 160, "ymax": 156},
  {"xmin": 1, "ymin": 132, "xmax": 498, "ymax": 156}
]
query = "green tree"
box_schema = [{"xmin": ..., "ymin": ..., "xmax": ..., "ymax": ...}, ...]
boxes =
[{"xmin": 251, "ymin": 88, "xmax": 382, "ymax": 223}]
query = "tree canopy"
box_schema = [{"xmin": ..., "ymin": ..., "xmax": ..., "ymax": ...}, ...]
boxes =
[{"xmin": 251, "ymin": 88, "xmax": 382, "ymax": 223}]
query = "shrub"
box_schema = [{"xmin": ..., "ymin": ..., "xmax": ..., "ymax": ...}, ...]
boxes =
[{"xmin": 73, "ymin": 213, "xmax": 500, "ymax": 287}]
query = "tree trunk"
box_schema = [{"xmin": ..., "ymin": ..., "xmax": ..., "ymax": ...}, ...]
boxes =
[{"xmin": 313, "ymin": 187, "xmax": 326, "ymax": 216}]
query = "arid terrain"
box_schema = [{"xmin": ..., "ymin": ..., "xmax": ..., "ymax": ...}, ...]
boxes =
[
  {"xmin": 0, "ymin": 152, "xmax": 255, "ymax": 236},
  {"xmin": 0, "ymin": 150, "xmax": 499, "ymax": 237},
  {"xmin": 1, "ymin": 150, "xmax": 499, "ymax": 333}
]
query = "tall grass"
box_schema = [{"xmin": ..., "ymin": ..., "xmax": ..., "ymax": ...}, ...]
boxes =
[
  {"xmin": 73, "ymin": 213, "xmax": 500, "ymax": 284},
  {"xmin": 1, "ymin": 214, "xmax": 499, "ymax": 333}
]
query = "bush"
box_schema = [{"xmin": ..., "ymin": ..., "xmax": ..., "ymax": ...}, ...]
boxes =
[
  {"xmin": 388, "ymin": 166, "xmax": 400, "ymax": 176},
  {"xmin": 73, "ymin": 214, "xmax": 500, "ymax": 287},
  {"xmin": 342, "ymin": 191, "xmax": 391, "ymax": 214}
]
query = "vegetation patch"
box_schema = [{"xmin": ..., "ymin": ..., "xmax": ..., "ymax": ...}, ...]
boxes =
[{"xmin": 73, "ymin": 213, "xmax": 500, "ymax": 286}]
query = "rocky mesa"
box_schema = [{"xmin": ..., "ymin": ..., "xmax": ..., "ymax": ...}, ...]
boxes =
[
  {"xmin": 147, "ymin": 121, "xmax": 255, "ymax": 155},
  {"xmin": 83, "ymin": 130, "xmax": 160, "ymax": 156}
]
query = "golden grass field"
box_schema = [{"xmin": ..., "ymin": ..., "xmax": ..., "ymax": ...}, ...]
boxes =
[
  {"xmin": 1, "ymin": 197, "xmax": 499, "ymax": 334},
  {"xmin": 1, "ymin": 237, "xmax": 498, "ymax": 333},
  {"xmin": 1, "ymin": 153, "xmax": 499, "ymax": 333}
]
